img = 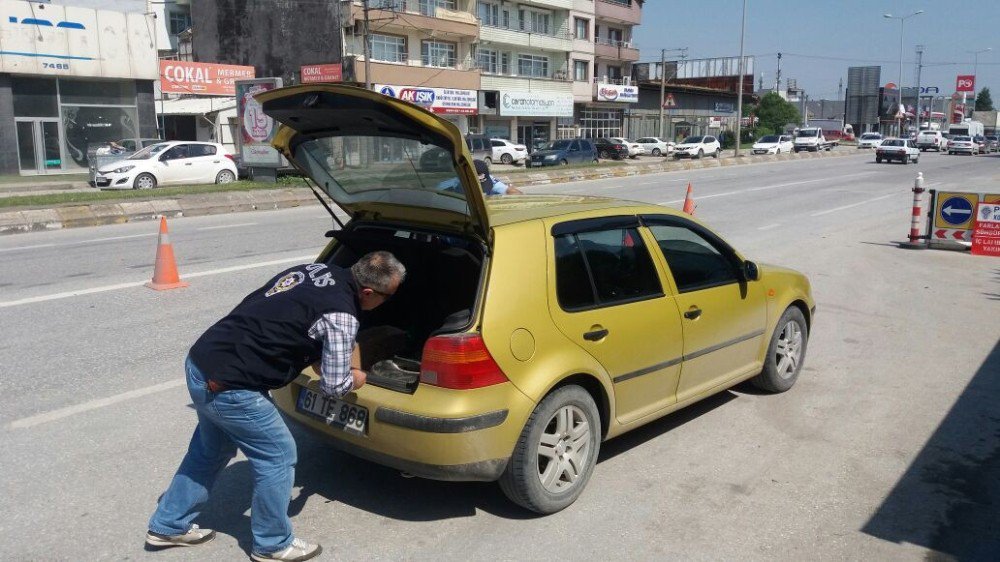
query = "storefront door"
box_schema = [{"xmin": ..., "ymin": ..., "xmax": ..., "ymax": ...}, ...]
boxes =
[{"xmin": 15, "ymin": 119, "xmax": 63, "ymax": 174}]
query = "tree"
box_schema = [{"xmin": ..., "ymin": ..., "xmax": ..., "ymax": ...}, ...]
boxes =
[
  {"xmin": 975, "ymin": 87, "xmax": 994, "ymax": 111},
  {"xmin": 751, "ymin": 92, "xmax": 801, "ymax": 135}
]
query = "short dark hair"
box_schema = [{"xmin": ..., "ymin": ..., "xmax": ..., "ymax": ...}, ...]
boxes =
[{"xmin": 351, "ymin": 251, "xmax": 406, "ymax": 293}]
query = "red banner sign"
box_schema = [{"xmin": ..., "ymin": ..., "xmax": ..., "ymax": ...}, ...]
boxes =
[
  {"xmin": 159, "ymin": 61, "xmax": 256, "ymax": 96},
  {"xmin": 300, "ymin": 63, "xmax": 342, "ymax": 83},
  {"xmin": 971, "ymin": 203, "xmax": 1000, "ymax": 257},
  {"xmin": 956, "ymin": 75, "xmax": 975, "ymax": 93}
]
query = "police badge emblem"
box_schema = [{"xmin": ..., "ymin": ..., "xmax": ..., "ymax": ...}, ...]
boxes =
[{"xmin": 265, "ymin": 271, "xmax": 305, "ymax": 297}]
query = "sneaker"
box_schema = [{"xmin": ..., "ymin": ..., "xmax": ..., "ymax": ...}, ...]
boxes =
[
  {"xmin": 250, "ymin": 538, "xmax": 322, "ymax": 561},
  {"xmin": 145, "ymin": 524, "xmax": 216, "ymax": 547}
]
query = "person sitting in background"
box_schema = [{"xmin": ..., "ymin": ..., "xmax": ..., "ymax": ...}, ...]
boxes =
[{"xmin": 437, "ymin": 159, "xmax": 523, "ymax": 195}]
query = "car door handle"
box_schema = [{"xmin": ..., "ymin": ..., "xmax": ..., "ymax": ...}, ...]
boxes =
[
  {"xmin": 583, "ymin": 328, "xmax": 609, "ymax": 341},
  {"xmin": 684, "ymin": 307, "xmax": 702, "ymax": 320},
  {"xmin": 184, "ymin": 162, "xmax": 193, "ymax": 166}
]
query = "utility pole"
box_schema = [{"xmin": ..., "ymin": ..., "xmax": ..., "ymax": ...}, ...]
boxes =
[
  {"xmin": 658, "ymin": 48, "xmax": 666, "ymax": 138},
  {"xmin": 363, "ymin": 0, "xmax": 372, "ymax": 90},
  {"xmin": 775, "ymin": 52, "xmax": 782, "ymax": 92},
  {"xmin": 914, "ymin": 45, "xmax": 924, "ymax": 124},
  {"xmin": 734, "ymin": 0, "xmax": 747, "ymax": 157}
]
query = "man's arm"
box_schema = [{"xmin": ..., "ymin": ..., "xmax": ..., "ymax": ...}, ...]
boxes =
[{"xmin": 308, "ymin": 312, "xmax": 362, "ymax": 398}]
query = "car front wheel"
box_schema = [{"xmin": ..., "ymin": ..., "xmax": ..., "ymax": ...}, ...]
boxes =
[
  {"xmin": 697, "ymin": 149, "xmax": 704, "ymax": 159},
  {"xmin": 133, "ymin": 173, "xmax": 157, "ymax": 190},
  {"xmin": 751, "ymin": 307, "xmax": 808, "ymax": 393},
  {"xmin": 651, "ymin": 148, "xmax": 661, "ymax": 156},
  {"xmin": 499, "ymin": 385, "xmax": 601, "ymax": 514},
  {"xmin": 501, "ymin": 153, "xmax": 513, "ymax": 165}
]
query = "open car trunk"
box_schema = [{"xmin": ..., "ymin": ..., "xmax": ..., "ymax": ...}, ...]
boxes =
[{"xmin": 324, "ymin": 222, "xmax": 486, "ymax": 393}]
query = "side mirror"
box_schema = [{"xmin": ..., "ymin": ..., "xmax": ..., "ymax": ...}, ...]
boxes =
[{"xmin": 743, "ymin": 260, "xmax": 760, "ymax": 282}]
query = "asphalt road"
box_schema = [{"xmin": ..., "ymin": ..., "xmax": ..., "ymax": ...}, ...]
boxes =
[{"xmin": 1, "ymin": 149, "xmax": 998, "ymax": 560}]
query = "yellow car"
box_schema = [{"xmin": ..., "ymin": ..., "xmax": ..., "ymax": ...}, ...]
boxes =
[{"xmin": 257, "ymin": 85, "xmax": 815, "ymax": 514}]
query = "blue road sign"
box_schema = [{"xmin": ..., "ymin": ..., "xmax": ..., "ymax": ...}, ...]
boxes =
[{"xmin": 940, "ymin": 196, "xmax": 974, "ymax": 226}]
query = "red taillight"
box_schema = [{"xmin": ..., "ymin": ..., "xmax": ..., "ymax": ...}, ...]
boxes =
[
  {"xmin": 224, "ymin": 154, "xmax": 236, "ymax": 162},
  {"xmin": 420, "ymin": 334, "xmax": 508, "ymax": 390}
]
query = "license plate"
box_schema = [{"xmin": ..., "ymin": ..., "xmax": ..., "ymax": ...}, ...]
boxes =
[{"xmin": 295, "ymin": 387, "xmax": 368, "ymax": 435}]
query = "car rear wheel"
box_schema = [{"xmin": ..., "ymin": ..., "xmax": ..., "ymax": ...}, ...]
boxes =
[
  {"xmin": 751, "ymin": 307, "xmax": 808, "ymax": 393},
  {"xmin": 560, "ymin": 159, "xmax": 568, "ymax": 166},
  {"xmin": 215, "ymin": 169, "xmax": 236, "ymax": 184},
  {"xmin": 499, "ymin": 385, "xmax": 600, "ymax": 514},
  {"xmin": 876, "ymin": 157, "xmax": 882, "ymax": 163},
  {"xmin": 501, "ymin": 153, "xmax": 513, "ymax": 165},
  {"xmin": 599, "ymin": 149, "xmax": 610, "ymax": 159},
  {"xmin": 902, "ymin": 155, "xmax": 909, "ymax": 165},
  {"xmin": 484, "ymin": 157, "xmax": 492, "ymax": 166},
  {"xmin": 713, "ymin": 149, "xmax": 720, "ymax": 158},
  {"xmin": 133, "ymin": 173, "xmax": 156, "ymax": 190},
  {"xmin": 651, "ymin": 148, "xmax": 661, "ymax": 156}
]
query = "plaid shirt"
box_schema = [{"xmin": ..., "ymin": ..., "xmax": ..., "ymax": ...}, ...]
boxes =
[{"xmin": 308, "ymin": 312, "xmax": 359, "ymax": 398}]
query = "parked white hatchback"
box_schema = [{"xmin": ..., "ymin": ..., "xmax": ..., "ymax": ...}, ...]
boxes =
[
  {"xmin": 857, "ymin": 133, "xmax": 883, "ymax": 149},
  {"xmin": 489, "ymin": 138, "xmax": 528, "ymax": 165},
  {"xmin": 633, "ymin": 136, "xmax": 675, "ymax": 156},
  {"xmin": 751, "ymin": 134, "xmax": 794, "ymax": 154},
  {"xmin": 95, "ymin": 141, "xmax": 238, "ymax": 190},
  {"xmin": 673, "ymin": 135, "xmax": 721, "ymax": 159}
]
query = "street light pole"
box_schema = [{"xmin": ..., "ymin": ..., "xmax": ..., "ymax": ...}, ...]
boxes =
[
  {"xmin": 884, "ymin": 10, "xmax": 923, "ymax": 137},
  {"xmin": 967, "ymin": 47, "xmax": 991, "ymax": 112},
  {"xmin": 733, "ymin": 0, "xmax": 747, "ymax": 157}
]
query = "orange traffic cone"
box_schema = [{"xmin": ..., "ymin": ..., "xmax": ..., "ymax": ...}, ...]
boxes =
[
  {"xmin": 682, "ymin": 182, "xmax": 696, "ymax": 215},
  {"xmin": 146, "ymin": 217, "xmax": 189, "ymax": 291}
]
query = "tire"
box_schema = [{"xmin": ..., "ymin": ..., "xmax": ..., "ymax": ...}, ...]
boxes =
[
  {"xmin": 133, "ymin": 173, "xmax": 157, "ymax": 190},
  {"xmin": 484, "ymin": 157, "xmax": 492, "ymax": 166},
  {"xmin": 651, "ymin": 148, "xmax": 661, "ymax": 156},
  {"xmin": 696, "ymin": 149, "xmax": 704, "ymax": 159},
  {"xmin": 913, "ymin": 156, "xmax": 919, "ymax": 164},
  {"xmin": 498, "ymin": 385, "xmax": 601, "ymax": 514},
  {"xmin": 750, "ymin": 307, "xmax": 808, "ymax": 393},
  {"xmin": 875, "ymin": 157, "xmax": 882, "ymax": 163},
  {"xmin": 501, "ymin": 153, "xmax": 513, "ymax": 165},
  {"xmin": 560, "ymin": 159, "xmax": 568, "ymax": 166},
  {"xmin": 902, "ymin": 155, "xmax": 909, "ymax": 165},
  {"xmin": 215, "ymin": 169, "xmax": 236, "ymax": 184},
  {"xmin": 713, "ymin": 149, "xmax": 720, "ymax": 158},
  {"xmin": 592, "ymin": 158, "xmax": 599, "ymax": 164},
  {"xmin": 599, "ymin": 150, "xmax": 610, "ymax": 159}
]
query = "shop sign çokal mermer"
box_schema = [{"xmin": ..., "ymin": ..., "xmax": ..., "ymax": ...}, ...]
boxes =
[
  {"xmin": 0, "ymin": 0, "xmax": 156, "ymax": 80},
  {"xmin": 499, "ymin": 91, "xmax": 574, "ymax": 117}
]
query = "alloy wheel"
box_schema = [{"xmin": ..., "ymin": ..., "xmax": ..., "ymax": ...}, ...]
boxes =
[
  {"xmin": 536, "ymin": 405, "xmax": 592, "ymax": 494},
  {"xmin": 774, "ymin": 321, "xmax": 803, "ymax": 379}
]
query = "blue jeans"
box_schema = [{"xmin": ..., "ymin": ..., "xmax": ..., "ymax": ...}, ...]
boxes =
[{"xmin": 148, "ymin": 357, "xmax": 297, "ymax": 555}]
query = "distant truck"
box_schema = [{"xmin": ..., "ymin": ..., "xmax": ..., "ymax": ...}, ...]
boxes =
[
  {"xmin": 808, "ymin": 118, "xmax": 855, "ymax": 143},
  {"xmin": 793, "ymin": 127, "xmax": 835, "ymax": 152},
  {"xmin": 948, "ymin": 120, "xmax": 984, "ymax": 138}
]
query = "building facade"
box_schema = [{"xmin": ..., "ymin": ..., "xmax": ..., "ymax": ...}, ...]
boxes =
[
  {"xmin": 577, "ymin": 0, "xmax": 641, "ymax": 139},
  {"xmin": 0, "ymin": 0, "xmax": 159, "ymax": 175}
]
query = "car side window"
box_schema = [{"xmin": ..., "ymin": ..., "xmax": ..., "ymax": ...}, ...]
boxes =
[
  {"xmin": 569, "ymin": 141, "xmax": 580, "ymax": 151},
  {"xmin": 554, "ymin": 226, "xmax": 662, "ymax": 310},
  {"xmin": 647, "ymin": 223, "xmax": 739, "ymax": 292},
  {"xmin": 161, "ymin": 145, "xmax": 189, "ymax": 161},
  {"xmin": 189, "ymin": 144, "xmax": 217, "ymax": 157},
  {"xmin": 705, "ymin": 136, "xmax": 716, "ymax": 144},
  {"xmin": 491, "ymin": 140, "xmax": 504, "ymax": 148}
]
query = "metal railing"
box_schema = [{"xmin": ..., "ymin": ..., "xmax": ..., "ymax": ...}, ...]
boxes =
[
  {"xmin": 594, "ymin": 37, "xmax": 635, "ymax": 49},
  {"xmin": 480, "ymin": 21, "xmax": 572, "ymax": 41}
]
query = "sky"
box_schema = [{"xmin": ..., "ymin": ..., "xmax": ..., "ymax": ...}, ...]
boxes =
[{"xmin": 634, "ymin": 0, "xmax": 1000, "ymax": 102}]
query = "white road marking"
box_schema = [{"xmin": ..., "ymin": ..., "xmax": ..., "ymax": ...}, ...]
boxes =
[
  {"xmin": 0, "ymin": 243, "xmax": 56, "ymax": 253},
  {"xmin": 0, "ymin": 254, "xmax": 318, "ymax": 308},
  {"xmin": 810, "ymin": 194, "xmax": 895, "ymax": 217},
  {"xmin": 8, "ymin": 378, "xmax": 186, "ymax": 429},
  {"xmin": 757, "ymin": 223, "xmax": 782, "ymax": 230},
  {"xmin": 197, "ymin": 222, "xmax": 257, "ymax": 231},
  {"xmin": 78, "ymin": 233, "xmax": 157, "ymax": 244},
  {"xmin": 656, "ymin": 172, "xmax": 875, "ymax": 205}
]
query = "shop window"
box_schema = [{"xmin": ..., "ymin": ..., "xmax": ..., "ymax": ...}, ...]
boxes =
[
  {"xmin": 61, "ymin": 106, "xmax": 139, "ymax": 169},
  {"xmin": 12, "ymin": 78, "xmax": 58, "ymax": 117},
  {"xmin": 59, "ymin": 80, "xmax": 137, "ymax": 106}
]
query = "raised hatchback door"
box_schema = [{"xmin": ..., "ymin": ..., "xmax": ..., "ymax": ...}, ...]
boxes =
[{"xmin": 256, "ymin": 84, "xmax": 489, "ymax": 239}]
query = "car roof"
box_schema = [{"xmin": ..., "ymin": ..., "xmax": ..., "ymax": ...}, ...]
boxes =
[{"xmin": 485, "ymin": 194, "xmax": 687, "ymax": 228}]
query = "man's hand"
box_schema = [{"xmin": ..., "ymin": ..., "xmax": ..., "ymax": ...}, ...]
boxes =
[{"xmin": 351, "ymin": 367, "xmax": 367, "ymax": 391}]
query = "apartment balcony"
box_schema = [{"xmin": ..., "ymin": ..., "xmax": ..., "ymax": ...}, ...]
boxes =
[
  {"xmin": 480, "ymin": 24, "xmax": 573, "ymax": 52},
  {"xmin": 345, "ymin": 0, "xmax": 478, "ymax": 39},
  {"xmin": 595, "ymin": 0, "xmax": 642, "ymax": 25},
  {"xmin": 518, "ymin": 0, "xmax": 574, "ymax": 9},
  {"xmin": 594, "ymin": 37, "xmax": 640, "ymax": 62},
  {"xmin": 343, "ymin": 55, "xmax": 481, "ymax": 89},
  {"xmin": 482, "ymin": 72, "xmax": 574, "ymax": 94}
]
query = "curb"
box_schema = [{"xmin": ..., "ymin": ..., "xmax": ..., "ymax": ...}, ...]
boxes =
[
  {"xmin": 0, "ymin": 149, "xmax": 859, "ymax": 235},
  {"xmin": 0, "ymin": 188, "xmax": 316, "ymax": 235}
]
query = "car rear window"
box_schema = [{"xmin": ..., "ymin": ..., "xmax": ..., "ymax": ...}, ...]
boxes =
[
  {"xmin": 554, "ymin": 228, "xmax": 662, "ymax": 310},
  {"xmin": 883, "ymin": 140, "xmax": 904, "ymax": 147}
]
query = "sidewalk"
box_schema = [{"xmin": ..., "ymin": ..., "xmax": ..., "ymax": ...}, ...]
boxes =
[{"xmin": 0, "ymin": 148, "xmax": 860, "ymax": 235}]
